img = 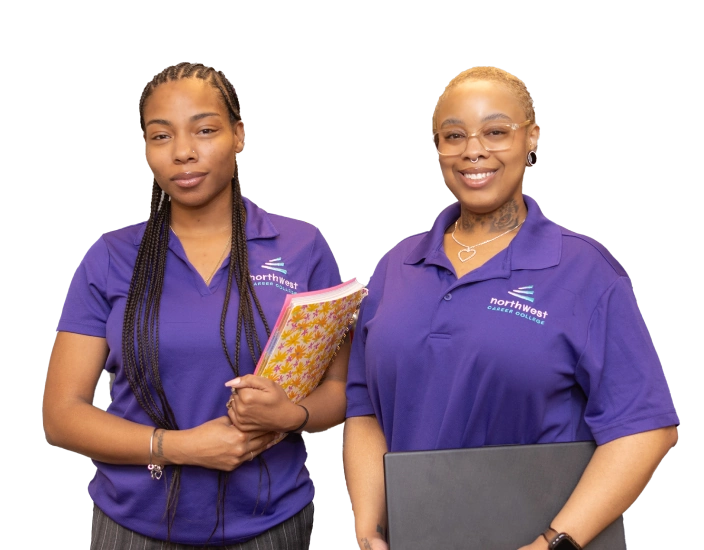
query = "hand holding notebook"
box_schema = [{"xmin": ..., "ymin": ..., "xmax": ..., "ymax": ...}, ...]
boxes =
[{"xmin": 227, "ymin": 278, "xmax": 367, "ymax": 443}]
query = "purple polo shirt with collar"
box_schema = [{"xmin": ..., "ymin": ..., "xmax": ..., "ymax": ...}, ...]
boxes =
[
  {"xmin": 346, "ymin": 195, "xmax": 678, "ymax": 451},
  {"xmin": 58, "ymin": 197, "xmax": 341, "ymax": 544}
]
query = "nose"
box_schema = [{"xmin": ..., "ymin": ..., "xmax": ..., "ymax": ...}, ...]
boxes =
[
  {"xmin": 173, "ymin": 135, "xmax": 197, "ymax": 164},
  {"xmin": 462, "ymin": 134, "xmax": 487, "ymax": 160}
]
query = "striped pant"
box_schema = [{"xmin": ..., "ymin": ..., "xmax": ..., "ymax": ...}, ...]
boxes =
[{"xmin": 90, "ymin": 502, "xmax": 314, "ymax": 550}]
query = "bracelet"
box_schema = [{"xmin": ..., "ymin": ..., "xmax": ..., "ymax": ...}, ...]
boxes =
[
  {"xmin": 147, "ymin": 428, "xmax": 164, "ymax": 480},
  {"xmin": 542, "ymin": 526, "xmax": 558, "ymax": 543},
  {"xmin": 286, "ymin": 405, "xmax": 309, "ymax": 434},
  {"xmin": 542, "ymin": 526, "xmax": 582, "ymax": 550}
]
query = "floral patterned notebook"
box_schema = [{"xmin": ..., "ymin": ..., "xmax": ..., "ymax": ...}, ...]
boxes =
[{"xmin": 255, "ymin": 278, "xmax": 367, "ymax": 405}]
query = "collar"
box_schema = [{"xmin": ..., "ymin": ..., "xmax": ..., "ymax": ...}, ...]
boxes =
[
  {"xmin": 132, "ymin": 196, "xmax": 280, "ymax": 246},
  {"xmin": 404, "ymin": 195, "xmax": 562, "ymax": 271}
]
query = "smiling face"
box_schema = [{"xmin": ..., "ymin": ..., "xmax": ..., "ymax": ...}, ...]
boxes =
[
  {"xmin": 434, "ymin": 80, "xmax": 539, "ymax": 215},
  {"xmin": 142, "ymin": 78, "xmax": 244, "ymax": 210}
]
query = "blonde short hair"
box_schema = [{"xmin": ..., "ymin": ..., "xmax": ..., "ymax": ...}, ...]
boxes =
[{"xmin": 432, "ymin": 67, "xmax": 535, "ymax": 134}]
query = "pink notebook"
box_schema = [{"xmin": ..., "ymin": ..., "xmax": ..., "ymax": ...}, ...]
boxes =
[{"xmin": 254, "ymin": 279, "xmax": 367, "ymax": 433}]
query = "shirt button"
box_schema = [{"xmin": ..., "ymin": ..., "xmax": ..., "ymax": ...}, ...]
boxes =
[{"xmin": 443, "ymin": 293, "xmax": 452, "ymax": 301}]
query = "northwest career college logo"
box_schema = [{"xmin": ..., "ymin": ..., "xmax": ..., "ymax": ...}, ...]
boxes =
[
  {"xmin": 262, "ymin": 257, "xmax": 287, "ymax": 274},
  {"xmin": 250, "ymin": 257, "xmax": 299, "ymax": 295},
  {"xmin": 487, "ymin": 285, "xmax": 548, "ymax": 325},
  {"xmin": 508, "ymin": 285, "xmax": 534, "ymax": 302}
]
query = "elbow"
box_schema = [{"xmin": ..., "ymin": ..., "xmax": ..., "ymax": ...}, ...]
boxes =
[
  {"xmin": 43, "ymin": 411, "xmax": 61, "ymax": 447},
  {"xmin": 43, "ymin": 406, "xmax": 68, "ymax": 448},
  {"xmin": 332, "ymin": 400, "xmax": 348, "ymax": 428},
  {"xmin": 666, "ymin": 425, "xmax": 678, "ymax": 449}
]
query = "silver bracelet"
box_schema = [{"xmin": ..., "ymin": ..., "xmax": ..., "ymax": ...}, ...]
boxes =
[{"xmin": 147, "ymin": 428, "xmax": 164, "ymax": 480}]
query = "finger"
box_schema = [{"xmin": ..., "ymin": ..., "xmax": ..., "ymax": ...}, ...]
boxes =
[
  {"xmin": 225, "ymin": 374, "xmax": 272, "ymax": 392},
  {"xmin": 255, "ymin": 432, "xmax": 283, "ymax": 454}
]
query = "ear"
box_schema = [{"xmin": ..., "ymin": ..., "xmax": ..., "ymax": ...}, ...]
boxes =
[
  {"xmin": 234, "ymin": 121, "xmax": 245, "ymax": 153},
  {"xmin": 527, "ymin": 123, "xmax": 540, "ymax": 152}
]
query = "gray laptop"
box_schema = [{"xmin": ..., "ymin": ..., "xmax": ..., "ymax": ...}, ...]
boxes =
[{"xmin": 384, "ymin": 441, "xmax": 626, "ymax": 549}]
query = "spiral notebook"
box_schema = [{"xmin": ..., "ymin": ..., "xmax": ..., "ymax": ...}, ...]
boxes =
[{"xmin": 384, "ymin": 441, "xmax": 626, "ymax": 549}]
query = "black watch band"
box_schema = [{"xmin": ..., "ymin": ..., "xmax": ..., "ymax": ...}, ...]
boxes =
[{"xmin": 542, "ymin": 527, "xmax": 582, "ymax": 550}]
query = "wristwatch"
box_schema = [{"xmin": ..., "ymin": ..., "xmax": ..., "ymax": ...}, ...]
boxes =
[{"xmin": 542, "ymin": 527, "xmax": 582, "ymax": 550}]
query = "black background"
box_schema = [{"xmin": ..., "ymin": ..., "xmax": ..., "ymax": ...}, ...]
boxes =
[{"xmin": 40, "ymin": 58, "xmax": 693, "ymax": 550}]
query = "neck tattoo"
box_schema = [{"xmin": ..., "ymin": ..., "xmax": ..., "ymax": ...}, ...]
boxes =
[{"xmin": 451, "ymin": 219, "xmax": 524, "ymax": 262}]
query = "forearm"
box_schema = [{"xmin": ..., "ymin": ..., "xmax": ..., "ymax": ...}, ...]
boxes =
[
  {"xmin": 549, "ymin": 426, "xmax": 678, "ymax": 547},
  {"xmin": 343, "ymin": 415, "xmax": 389, "ymax": 549},
  {"xmin": 44, "ymin": 397, "xmax": 157, "ymax": 465},
  {"xmin": 297, "ymin": 379, "xmax": 346, "ymax": 432}
]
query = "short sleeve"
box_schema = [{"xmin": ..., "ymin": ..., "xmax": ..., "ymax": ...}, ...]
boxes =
[
  {"xmin": 576, "ymin": 276, "xmax": 679, "ymax": 444},
  {"xmin": 346, "ymin": 254, "xmax": 389, "ymax": 419},
  {"xmin": 57, "ymin": 237, "xmax": 111, "ymax": 338},
  {"xmin": 307, "ymin": 229, "xmax": 342, "ymax": 291}
]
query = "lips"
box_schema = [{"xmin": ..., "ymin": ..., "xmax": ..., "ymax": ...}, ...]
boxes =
[
  {"xmin": 458, "ymin": 168, "xmax": 497, "ymax": 187},
  {"xmin": 171, "ymin": 171, "xmax": 207, "ymax": 188}
]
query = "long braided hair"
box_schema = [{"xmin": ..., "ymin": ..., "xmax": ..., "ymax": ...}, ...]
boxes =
[{"xmin": 123, "ymin": 62, "xmax": 271, "ymax": 541}]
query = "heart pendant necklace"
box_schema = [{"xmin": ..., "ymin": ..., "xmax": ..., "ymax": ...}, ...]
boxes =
[{"xmin": 451, "ymin": 219, "xmax": 524, "ymax": 263}]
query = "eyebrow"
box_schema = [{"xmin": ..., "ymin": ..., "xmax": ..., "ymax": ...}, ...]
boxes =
[
  {"xmin": 439, "ymin": 113, "xmax": 513, "ymax": 129},
  {"xmin": 145, "ymin": 112, "xmax": 222, "ymax": 127}
]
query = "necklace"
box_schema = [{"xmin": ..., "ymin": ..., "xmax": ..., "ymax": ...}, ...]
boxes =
[
  {"xmin": 170, "ymin": 226, "xmax": 232, "ymax": 284},
  {"xmin": 451, "ymin": 219, "xmax": 524, "ymax": 262}
]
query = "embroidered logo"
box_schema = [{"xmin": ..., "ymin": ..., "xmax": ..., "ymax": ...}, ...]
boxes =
[
  {"xmin": 486, "ymin": 284, "xmax": 548, "ymax": 326},
  {"xmin": 508, "ymin": 285, "xmax": 535, "ymax": 303},
  {"xmin": 251, "ymin": 257, "xmax": 299, "ymax": 295},
  {"xmin": 262, "ymin": 257, "xmax": 287, "ymax": 275}
]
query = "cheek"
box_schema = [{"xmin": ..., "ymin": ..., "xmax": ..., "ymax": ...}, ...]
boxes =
[
  {"xmin": 145, "ymin": 149, "xmax": 168, "ymax": 181},
  {"xmin": 438, "ymin": 157, "xmax": 455, "ymax": 177},
  {"xmin": 499, "ymin": 150, "xmax": 525, "ymax": 173}
]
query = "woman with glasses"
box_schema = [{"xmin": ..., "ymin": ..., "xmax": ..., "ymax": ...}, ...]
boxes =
[
  {"xmin": 43, "ymin": 62, "xmax": 349, "ymax": 549},
  {"xmin": 343, "ymin": 67, "xmax": 678, "ymax": 550}
]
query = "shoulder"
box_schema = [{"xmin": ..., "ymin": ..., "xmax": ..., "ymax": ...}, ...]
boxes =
[
  {"xmin": 100, "ymin": 222, "xmax": 147, "ymax": 247},
  {"xmin": 268, "ymin": 212, "xmax": 322, "ymax": 241},
  {"xmin": 243, "ymin": 200, "xmax": 341, "ymax": 288},
  {"xmin": 543, "ymin": 223, "xmax": 633, "ymax": 311},
  {"xmin": 364, "ymin": 231, "xmax": 428, "ymax": 295},
  {"xmin": 559, "ymin": 227, "xmax": 627, "ymax": 278},
  {"xmin": 243, "ymin": 197, "xmax": 324, "ymax": 245},
  {"xmin": 75, "ymin": 222, "xmax": 144, "ymax": 262}
]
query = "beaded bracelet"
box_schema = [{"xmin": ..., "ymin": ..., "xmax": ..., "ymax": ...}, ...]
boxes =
[
  {"xmin": 148, "ymin": 428, "xmax": 164, "ymax": 480},
  {"xmin": 286, "ymin": 405, "xmax": 310, "ymax": 434}
]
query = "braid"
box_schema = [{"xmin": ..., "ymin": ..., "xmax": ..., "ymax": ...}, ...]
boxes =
[{"xmin": 129, "ymin": 62, "xmax": 271, "ymax": 542}]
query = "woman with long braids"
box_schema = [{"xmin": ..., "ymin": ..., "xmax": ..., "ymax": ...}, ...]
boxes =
[{"xmin": 43, "ymin": 62, "xmax": 348, "ymax": 549}]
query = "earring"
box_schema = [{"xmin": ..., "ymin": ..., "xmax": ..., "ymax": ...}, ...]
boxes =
[{"xmin": 526, "ymin": 151, "xmax": 537, "ymax": 167}]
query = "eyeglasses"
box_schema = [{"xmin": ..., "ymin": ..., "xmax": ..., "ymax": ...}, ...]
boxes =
[{"xmin": 434, "ymin": 120, "xmax": 532, "ymax": 156}]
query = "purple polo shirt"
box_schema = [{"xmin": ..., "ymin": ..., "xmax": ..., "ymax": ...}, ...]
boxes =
[
  {"xmin": 58, "ymin": 197, "xmax": 341, "ymax": 544},
  {"xmin": 346, "ymin": 195, "xmax": 678, "ymax": 451}
]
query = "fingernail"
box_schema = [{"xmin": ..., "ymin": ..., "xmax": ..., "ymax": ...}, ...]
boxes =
[{"xmin": 225, "ymin": 378, "xmax": 241, "ymax": 387}]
